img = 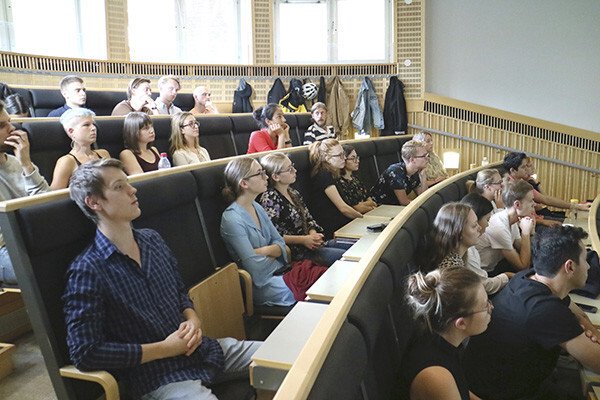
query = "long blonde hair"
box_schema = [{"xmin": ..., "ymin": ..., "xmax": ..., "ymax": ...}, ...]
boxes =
[
  {"xmin": 309, "ymin": 138, "xmax": 342, "ymax": 178},
  {"xmin": 170, "ymin": 112, "xmax": 199, "ymax": 155}
]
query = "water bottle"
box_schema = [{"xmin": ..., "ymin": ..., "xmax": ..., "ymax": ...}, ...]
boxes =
[
  {"xmin": 158, "ymin": 153, "xmax": 171, "ymax": 169},
  {"xmin": 481, "ymin": 156, "xmax": 489, "ymax": 166},
  {"xmin": 570, "ymin": 198, "xmax": 579, "ymax": 221}
]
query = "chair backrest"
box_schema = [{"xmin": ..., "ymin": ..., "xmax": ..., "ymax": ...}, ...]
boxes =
[
  {"xmin": 188, "ymin": 263, "xmax": 246, "ymax": 340},
  {"xmin": 230, "ymin": 114, "xmax": 259, "ymax": 155},
  {"xmin": 196, "ymin": 115, "xmax": 236, "ymax": 160}
]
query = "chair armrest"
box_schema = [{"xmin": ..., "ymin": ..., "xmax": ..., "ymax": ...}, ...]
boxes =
[
  {"xmin": 237, "ymin": 269, "xmax": 254, "ymax": 317},
  {"xmin": 60, "ymin": 365, "xmax": 120, "ymax": 400}
]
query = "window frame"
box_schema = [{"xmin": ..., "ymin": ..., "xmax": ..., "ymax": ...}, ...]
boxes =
[{"xmin": 273, "ymin": 0, "xmax": 394, "ymax": 65}]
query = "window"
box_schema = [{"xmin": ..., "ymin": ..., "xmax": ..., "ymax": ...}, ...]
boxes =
[
  {"xmin": 128, "ymin": 0, "xmax": 252, "ymax": 64},
  {"xmin": 274, "ymin": 0, "xmax": 393, "ymax": 64},
  {"xmin": 0, "ymin": 0, "xmax": 107, "ymax": 59}
]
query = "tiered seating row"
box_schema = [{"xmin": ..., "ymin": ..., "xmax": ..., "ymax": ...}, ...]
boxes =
[
  {"xmin": 16, "ymin": 112, "xmax": 314, "ymax": 182},
  {"xmin": 0, "ymin": 135, "xmax": 409, "ymax": 400}
]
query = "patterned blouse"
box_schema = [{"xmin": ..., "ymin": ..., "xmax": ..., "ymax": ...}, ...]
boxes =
[
  {"xmin": 370, "ymin": 161, "xmax": 421, "ymax": 205},
  {"xmin": 336, "ymin": 175, "xmax": 370, "ymax": 206},
  {"xmin": 259, "ymin": 187, "xmax": 323, "ymax": 260}
]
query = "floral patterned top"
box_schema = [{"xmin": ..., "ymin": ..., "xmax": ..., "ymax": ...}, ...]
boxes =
[
  {"xmin": 259, "ymin": 187, "xmax": 323, "ymax": 261},
  {"xmin": 336, "ymin": 174, "xmax": 370, "ymax": 206},
  {"xmin": 369, "ymin": 161, "xmax": 421, "ymax": 205}
]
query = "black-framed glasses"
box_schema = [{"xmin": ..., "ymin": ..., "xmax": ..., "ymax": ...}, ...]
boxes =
[
  {"xmin": 180, "ymin": 121, "xmax": 199, "ymax": 129},
  {"xmin": 329, "ymin": 152, "xmax": 346, "ymax": 159},
  {"xmin": 347, "ymin": 155, "xmax": 360, "ymax": 162},
  {"xmin": 414, "ymin": 153, "xmax": 430, "ymax": 159},
  {"xmin": 279, "ymin": 163, "xmax": 296, "ymax": 174},
  {"xmin": 243, "ymin": 169, "xmax": 267, "ymax": 180},
  {"xmin": 463, "ymin": 299, "xmax": 493, "ymax": 317}
]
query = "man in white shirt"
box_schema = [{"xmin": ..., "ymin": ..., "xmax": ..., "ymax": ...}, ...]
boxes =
[
  {"xmin": 190, "ymin": 86, "xmax": 219, "ymax": 115},
  {"xmin": 476, "ymin": 179, "xmax": 535, "ymax": 274},
  {"xmin": 155, "ymin": 75, "xmax": 182, "ymax": 115}
]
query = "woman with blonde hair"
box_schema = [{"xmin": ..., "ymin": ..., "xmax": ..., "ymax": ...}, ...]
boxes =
[
  {"xmin": 466, "ymin": 168, "xmax": 505, "ymax": 211},
  {"xmin": 259, "ymin": 152, "xmax": 348, "ymax": 266},
  {"xmin": 402, "ymin": 267, "xmax": 491, "ymax": 399},
  {"xmin": 308, "ymin": 139, "xmax": 362, "ymax": 239},
  {"xmin": 413, "ymin": 131, "xmax": 448, "ymax": 186},
  {"xmin": 169, "ymin": 112, "xmax": 210, "ymax": 166},
  {"xmin": 119, "ymin": 112, "xmax": 161, "ymax": 175},
  {"xmin": 51, "ymin": 108, "xmax": 110, "ymax": 189}
]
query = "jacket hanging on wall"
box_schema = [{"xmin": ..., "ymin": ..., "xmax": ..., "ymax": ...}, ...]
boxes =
[
  {"xmin": 351, "ymin": 76, "xmax": 384, "ymax": 134},
  {"xmin": 279, "ymin": 78, "xmax": 307, "ymax": 113},
  {"xmin": 317, "ymin": 76, "xmax": 327, "ymax": 104},
  {"xmin": 232, "ymin": 78, "xmax": 254, "ymax": 113},
  {"xmin": 267, "ymin": 78, "xmax": 287, "ymax": 105},
  {"xmin": 381, "ymin": 76, "xmax": 408, "ymax": 135},
  {"xmin": 326, "ymin": 76, "xmax": 352, "ymax": 138}
]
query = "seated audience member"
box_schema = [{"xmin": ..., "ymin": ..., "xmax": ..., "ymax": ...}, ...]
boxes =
[
  {"xmin": 309, "ymin": 139, "xmax": 363, "ymax": 239},
  {"xmin": 303, "ymin": 102, "xmax": 336, "ymax": 145},
  {"xmin": 50, "ymin": 108, "xmax": 110, "ymax": 190},
  {"xmin": 112, "ymin": 78, "xmax": 159, "ymax": 116},
  {"xmin": 413, "ymin": 131, "xmax": 448, "ymax": 186},
  {"xmin": 461, "ymin": 193, "xmax": 512, "ymax": 294},
  {"xmin": 504, "ymin": 152, "xmax": 589, "ymax": 220},
  {"xmin": 336, "ymin": 144, "xmax": 377, "ymax": 214},
  {"xmin": 221, "ymin": 157, "xmax": 325, "ymax": 305},
  {"xmin": 48, "ymin": 75, "xmax": 86, "ymax": 117},
  {"xmin": 259, "ymin": 152, "xmax": 347, "ymax": 267},
  {"xmin": 154, "ymin": 75, "xmax": 182, "ymax": 115},
  {"xmin": 370, "ymin": 140, "xmax": 429, "ymax": 205},
  {"xmin": 119, "ymin": 112, "xmax": 161, "ymax": 175},
  {"xmin": 466, "ymin": 168, "xmax": 505, "ymax": 212},
  {"xmin": 190, "ymin": 86, "xmax": 219, "ymax": 115},
  {"xmin": 247, "ymin": 104, "xmax": 292, "ymax": 154},
  {"xmin": 475, "ymin": 180, "xmax": 535, "ymax": 275},
  {"xmin": 402, "ymin": 267, "xmax": 491, "ymax": 400},
  {"xmin": 64, "ymin": 158, "xmax": 260, "ymax": 400},
  {"xmin": 169, "ymin": 112, "xmax": 210, "ymax": 166},
  {"xmin": 464, "ymin": 225, "xmax": 600, "ymax": 400},
  {"xmin": 5, "ymin": 94, "xmax": 30, "ymax": 117},
  {"xmin": 0, "ymin": 100, "xmax": 49, "ymax": 286}
]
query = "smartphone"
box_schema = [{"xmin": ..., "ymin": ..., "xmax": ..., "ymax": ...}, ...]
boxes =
[
  {"xmin": 575, "ymin": 302, "xmax": 598, "ymax": 313},
  {"xmin": 367, "ymin": 222, "xmax": 388, "ymax": 232}
]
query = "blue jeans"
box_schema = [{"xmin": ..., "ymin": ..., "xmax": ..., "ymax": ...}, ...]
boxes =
[
  {"xmin": 141, "ymin": 338, "xmax": 261, "ymax": 400},
  {"xmin": 312, "ymin": 239, "xmax": 354, "ymax": 267},
  {"xmin": 0, "ymin": 246, "xmax": 17, "ymax": 285}
]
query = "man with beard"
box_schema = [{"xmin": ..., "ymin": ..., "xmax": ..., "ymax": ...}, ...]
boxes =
[{"xmin": 303, "ymin": 102, "xmax": 336, "ymax": 145}]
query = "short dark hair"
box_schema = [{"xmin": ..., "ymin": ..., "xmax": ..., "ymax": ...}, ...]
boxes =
[
  {"xmin": 461, "ymin": 193, "xmax": 494, "ymax": 220},
  {"xmin": 123, "ymin": 112, "xmax": 153, "ymax": 154},
  {"xmin": 503, "ymin": 152, "xmax": 527, "ymax": 174},
  {"xmin": 60, "ymin": 75, "xmax": 84, "ymax": 91},
  {"xmin": 252, "ymin": 103, "xmax": 280, "ymax": 129},
  {"xmin": 533, "ymin": 225, "xmax": 588, "ymax": 277}
]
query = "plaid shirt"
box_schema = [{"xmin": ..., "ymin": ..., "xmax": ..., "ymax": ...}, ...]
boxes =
[{"xmin": 63, "ymin": 228, "xmax": 224, "ymax": 398}]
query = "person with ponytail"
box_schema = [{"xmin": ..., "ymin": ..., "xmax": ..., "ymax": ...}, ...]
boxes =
[
  {"xmin": 247, "ymin": 103, "xmax": 292, "ymax": 154},
  {"xmin": 466, "ymin": 169, "xmax": 505, "ymax": 211},
  {"xmin": 259, "ymin": 152, "xmax": 348, "ymax": 266},
  {"xmin": 402, "ymin": 267, "xmax": 491, "ymax": 400},
  {"xmin": 308, "ymin": 138, "xmax": 363, "ymax": 239}
]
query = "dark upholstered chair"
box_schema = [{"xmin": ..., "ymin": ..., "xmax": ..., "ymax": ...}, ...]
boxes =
[
  {"xmin": 436, "ymin": 182, "xmax": 461, "ymax": 204},
  {"xmin": 294, "ymin": 113, "xmax": 313, "ymax": 145},
  {"xmin": 85, "ymin": 91, "xmax": 127, "ymax": 116},
  {"xmin": 307, "ymin": 321, "xmax": 368, "ymax": 400},
  {"xmin": 420, "ymin": 193, "xmax": 444, "ymax": 225},
  {"xmin": 196, "ymin": 116, "xmax": 236, "ymax": 160},
  {"xmin": 351, "ymin": 140, "xmax": 379, "ymax": 190},
  {"xmin": 23, "ymin": 120, "xmax": 71, "ymax": 182},
  {"xmin": 28, "ymin": 88, "xmax": 66, "ymax": 117},
  {"xmin": 230, "ymin": 114, "xmax": 259, "ymax": 155},
  {"xmin": 374, "ymin": 138, "xmax": 401, "ymax": 175},
  {"xmin": 287, "ymin": 151, "xmax": 311, "ymax": 200},
  {"xmin": 283, "ymin": 114, "xmax": 301, "ymax": 147}
]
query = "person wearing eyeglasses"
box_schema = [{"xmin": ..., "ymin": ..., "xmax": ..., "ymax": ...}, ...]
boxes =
[
  {"xmin": 402, "ymin": 267, "xmax": 491, "ymax": 400},
  {"xmin": 413, "ymin": 131, "xmax": 448, "ymax": 186},
  {"xmin": 308, "ymin": 139, "xmax": 363, "ymax": 239},
  {"xmin": 190, "ymin": 85, "xmax": 219, "ymax": 115},
  {"xmin": 169, "ymin": 112, "xmax": 211, "ymax": 166},
  {"xmin": 259, "ymin": 152, "xmax": 348, "ymax": 267},
  {"xmin": 336, "ymin": 144, "xmax": 377, "ymax": 214},
  {"xmin": 247, "ymin": 104, "xmax": 292, "ymax": 154},
  {"xmin": 464, "ymin": 225, "xmax": 600, "ymax": 400},
  {"xmin": 370, "ymin": 140, "xmax": 429, "ymax": 206},
  {"xmin": 466, "ymin": 169, "xmax": 506, "ymax": 212}
]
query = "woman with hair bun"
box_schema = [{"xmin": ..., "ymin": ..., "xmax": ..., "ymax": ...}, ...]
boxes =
[
  {"xmin": 247, "ymin": 103, "xmax": 292, "ymax": 154},
  {"xmin": 403, "ymin": 267, "xmax": 491, "ymax": 400}
]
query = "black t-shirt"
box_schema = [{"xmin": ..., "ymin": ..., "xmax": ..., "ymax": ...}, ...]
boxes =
[
  {"xmin": 309, "ymin": 170, "xmax": 351, "ymax": 239},
  {"xmin": 463, "ymin": 269, "xmax": 583, "ymax": 400},
  {"xmin": 369, "ymin": 161, "xmax": 420, "ymax": 205},
  {"xmin": 402, "ymin": 331, "xmax": 470, "ymax": 400}
]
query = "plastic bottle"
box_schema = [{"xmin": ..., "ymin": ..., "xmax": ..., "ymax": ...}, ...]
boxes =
[
  {"xmin": 570, "ymin": 198, "xmax": 579, "ymax": 221},
  {"xmin": 158, "ymin": 153, "xmax": 171, "ymax": 169},
  {"xmin": 481, "ymin": 156, "xmax": 489, "ymax": 166}
]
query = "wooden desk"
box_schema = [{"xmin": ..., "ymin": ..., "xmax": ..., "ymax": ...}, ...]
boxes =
[
  {"xmin": 571, "ymin": 291, "xmax": 600, "ymax": 391},
  {"xmin": 334, "ymin": 216, "xmax": 390, "ymax": 239},
  {"xmin": 305, "ymin": 260, "xmax": 364, "ymax": 302},
  {"xmin": 342, "ymin": 233, "xmax": 380, "ymax": 261},
  {"xmin": 250, "ymin": 302, "xmax": 328, "ymax": 391},
  {"xmin": 364, "ymin": 204, "xmax": 405, "ymax": 219}
]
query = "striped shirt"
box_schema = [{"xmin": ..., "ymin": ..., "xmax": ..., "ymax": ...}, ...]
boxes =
[
  {"xmin": 63, "ymin": 228, "xmax": 224, "ymax": 398},
  {"xmin": 303, "ymin": 124, "xmax": 336, "ymax": 145}
]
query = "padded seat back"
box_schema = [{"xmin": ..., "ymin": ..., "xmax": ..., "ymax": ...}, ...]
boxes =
[
  {"xmin": 95, "ymin": 118, "xmax": 125, "ymax": 158},
  {"xmin": 150, "ymin": 117, "xmax": 172, "ymax": 155},
  {"xmin": 196, "ymin": 116, "xmax": 236, "ymax": 160},
  {"xmin": 287, "ymin": 151, "xmax": 311, "ymax": 201},
  {"xmin": 294, "ymin": 113, "xmax": 313, "ymax": 145},
  {"xmin": 420, "ymin": 193, "xmax": 444, "ymax": 225},
  {"xmin": 22, "ymin": 120, "xmax": 71, "ymax": 182},
  {"xmin": 283, "ymin": 114, "xmax": 301, "ymax": 147},
  {"xmin": 374, "ymin": 139, "xmax": 401, "ymax": 174},
  {"xmin": 85, "ymin": 90, "xmax": 127, "ymax": 116},
  {"xmin": 230, "ymin": 114, "xmax": 259, "ymax": 155},
  {"xmin": 172, "ymin": 93, "xmax": 194, "ymax": 112},
  {"xmin": 29, "ymin": 88, "xmax": 66, "ymax": 117},
  {"xmin": 350, "ymin": 141, "xmax": 379, "ymax": 190}
]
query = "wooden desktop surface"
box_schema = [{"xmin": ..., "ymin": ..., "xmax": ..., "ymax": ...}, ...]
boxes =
[
  {"xmin": 305, "ymin": 260, "xmax": 364, "ymax": 302},
  {"xmin": 334, "ymin": 215, "xmax": 390, "ymax": 239}
]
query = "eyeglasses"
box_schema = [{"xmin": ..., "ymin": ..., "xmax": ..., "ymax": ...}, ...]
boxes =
[
  {"xmin": 489, "ymin": 180, "xmax": 503, "ymax": 186},
  {"xmin": 347, "ymin": 156, "xmax": 360, "ymax": 162},
  {"xmin": 463, "ymin": 299, "xmax": 493, "ymax": 317},
  {"xmin": 329, "ymin": 152, "xmax": 346, "ymax": 160},
  {"xmin": 180, "ymin": 121, "xmax": 199, "ymax": 129},
  {"xmin": 414, "ymin": 153, "xmax": 430, "ymax": 159},
  {"xmin": 279, "ymin": 163, "xmax": 296, "ymax": 174},
  {"xmin": 243, "ymin": 169, "xmax": 267, "ymax": 180}
]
